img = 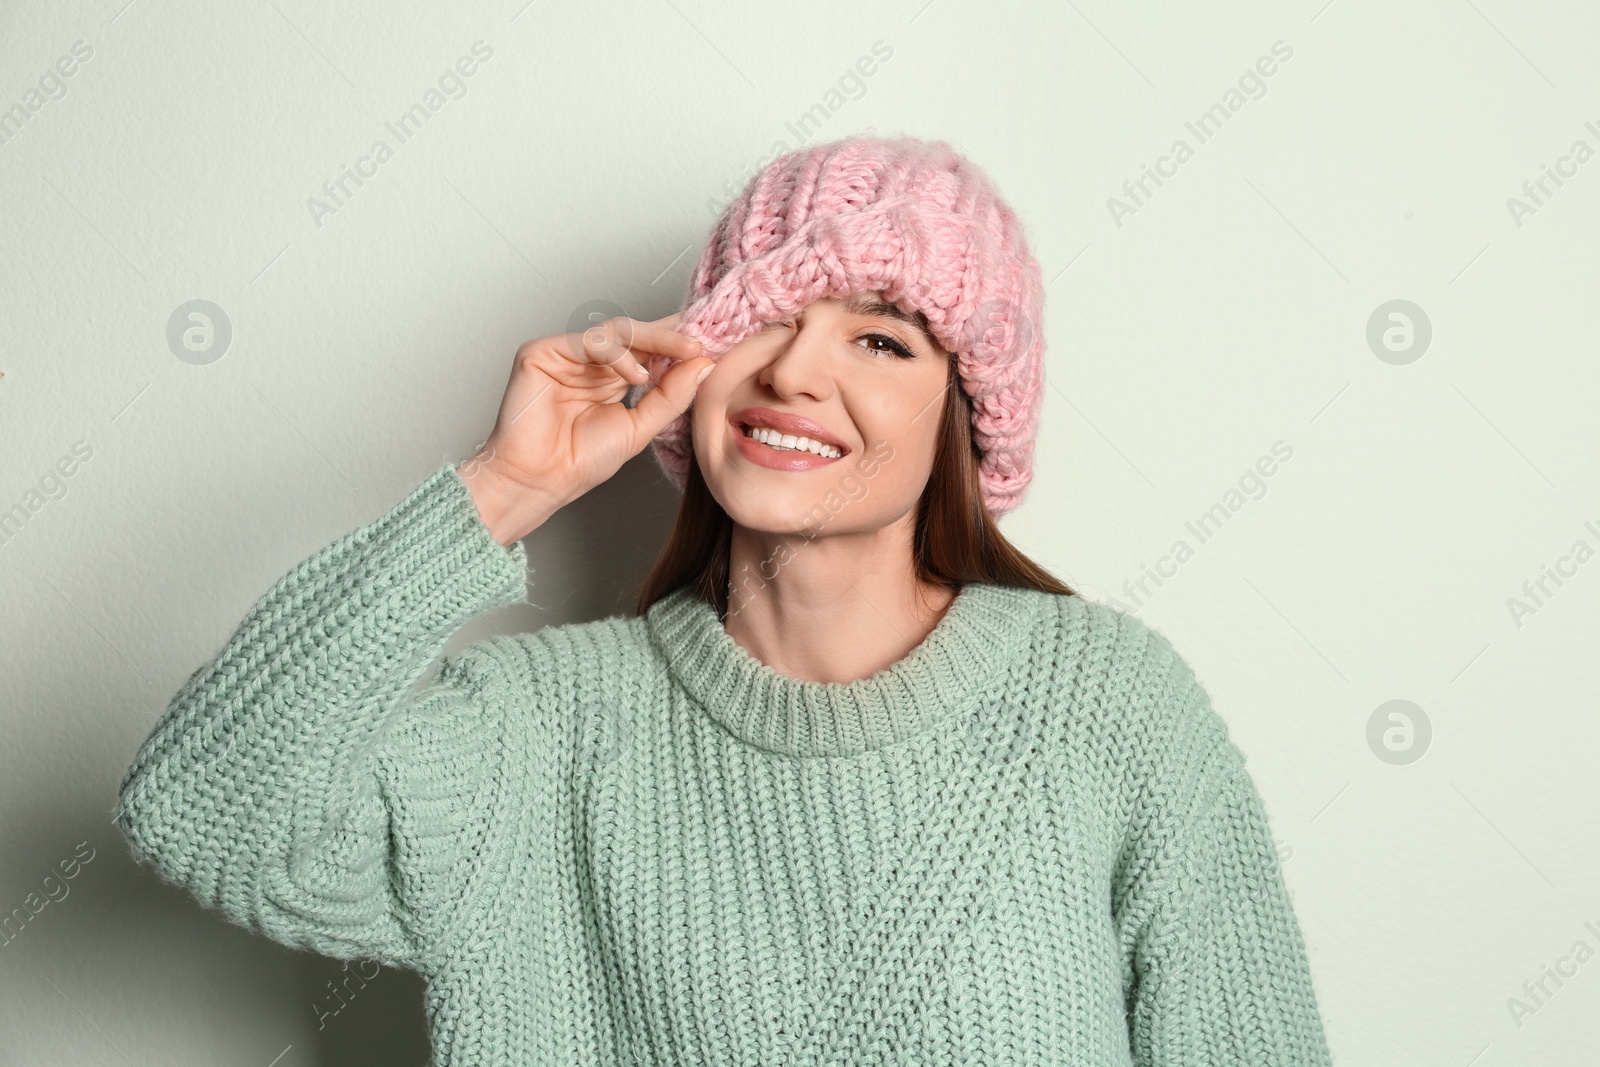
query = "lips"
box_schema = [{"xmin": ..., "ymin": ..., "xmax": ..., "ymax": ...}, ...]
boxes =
[{"xmin": 727, "ymin": 406, "xmax": 851, "ymax": 456}]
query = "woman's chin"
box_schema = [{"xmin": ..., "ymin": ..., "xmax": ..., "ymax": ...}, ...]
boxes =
[{"xmin": 719, "ymin": 496, "xmax": 814, "ymax": 536}]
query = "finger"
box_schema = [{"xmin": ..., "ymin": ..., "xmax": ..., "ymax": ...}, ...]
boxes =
[
  {"xmin": 627, "ymin": 355, "xmax": 713, "ymax": 447},
  {"xmin": 604, "ymin": 316, "xmax": 700, "ymax": 391},
  {"xmin": 625, "ymin": 315, "xmax": 703, "ymax": 364},
  {"xmin": 592, "ymin": 316, "xmax": 703, "ymax": 385},
  {"xmin": 580, "ymin": 318, "xmax": 650, "ymax": 383}
]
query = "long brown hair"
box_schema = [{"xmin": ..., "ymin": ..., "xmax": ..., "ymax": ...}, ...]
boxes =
[{"xmin": 635, "ymin": 314, "xmax": 1076, "ymax": 618}]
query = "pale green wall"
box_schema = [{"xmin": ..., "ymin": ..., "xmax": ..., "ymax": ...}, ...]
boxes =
[{"xmin": 3, "ymin": 0, "xmax": 1596, "ymax": 1063}]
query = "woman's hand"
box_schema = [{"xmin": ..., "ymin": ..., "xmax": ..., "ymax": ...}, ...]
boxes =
[{"xmin": 457, "ymin": 311, "xmax": 712, "ymax": 545}]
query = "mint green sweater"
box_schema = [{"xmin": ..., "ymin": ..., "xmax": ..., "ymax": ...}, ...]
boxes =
[{"xmin": 115, "ymin": 462, "xmax": 1334, "ymax": 1066}]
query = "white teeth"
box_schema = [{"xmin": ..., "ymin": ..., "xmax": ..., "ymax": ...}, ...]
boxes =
[{"xmin": 745, "ymin": 425, "xmax": 842, "ymax": 458}]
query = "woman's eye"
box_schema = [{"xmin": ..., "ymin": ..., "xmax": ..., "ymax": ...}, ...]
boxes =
[
  {"xmin": 762, "ymin": 321, "xmax": 913, "ymax": 360},
  {"xmin": 858, "ymin": 332, "xmax": 915, "ymax": 360}
]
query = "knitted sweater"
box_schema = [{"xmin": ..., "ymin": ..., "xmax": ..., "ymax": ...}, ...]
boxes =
[{"xmin": 115, "ymin": 462, "xmax": 1335, "ymax": 1066}]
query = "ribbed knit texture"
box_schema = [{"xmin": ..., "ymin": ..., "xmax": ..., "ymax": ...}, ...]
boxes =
[{"xmin": 115, "ymin": 463, "xmax": 1335, "ymax": 1066}]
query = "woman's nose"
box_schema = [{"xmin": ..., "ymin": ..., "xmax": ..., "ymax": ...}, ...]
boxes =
[{"xmin": 759, "ymin": 326, "xmax": 836, "ymax": 399}]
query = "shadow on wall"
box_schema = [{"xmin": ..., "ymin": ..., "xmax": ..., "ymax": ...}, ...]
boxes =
[
  {"xmin": 446, "ymin": 441, "xmax": 688, "ymax": 654},
  {"xmin": 519, "ymin": 444, "xmax": 687, "ymax": 626},
  {"xmin": 5, "ymin": 792, "xmax": 435, "ymax": 1063}
]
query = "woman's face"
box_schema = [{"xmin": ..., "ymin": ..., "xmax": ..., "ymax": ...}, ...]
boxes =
[{"xmin": 689, "ymin": 291, "xmax": 952, "ymax": 538}]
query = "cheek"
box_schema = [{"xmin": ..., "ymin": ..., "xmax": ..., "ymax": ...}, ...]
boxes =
[
  {"xmin": 691, "ymin": 368, "xmax": 740, "ymax": 434},
  {"xmin": 700, "ymin": 348, "xmax": 761, "ymax": 398},
  {"xmin": 848, "ymin": 411, "xmax": 938, "ymax": 504},
  {"xmin": 873, "ymin": 385, "xmax": 946, "ymax": 456}
]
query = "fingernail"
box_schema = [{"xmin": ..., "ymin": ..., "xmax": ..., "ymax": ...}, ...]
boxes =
[{"xmin": 696, "ymin": 364, "xmax": 714, "ymax": 384}]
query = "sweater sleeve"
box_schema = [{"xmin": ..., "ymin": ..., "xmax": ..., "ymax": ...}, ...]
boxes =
[
  {"xmin": 1111, "ymin": 626, "xmax": 1334, "ymax": 1067},
  {"xmin": 114, "ymin": 462, "xmax": 531, "ymax": 973}
]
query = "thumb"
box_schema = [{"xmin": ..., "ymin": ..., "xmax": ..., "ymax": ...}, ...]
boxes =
[{"xmin": 628, "ymin": 355, "xmax": 715, "ymax": 446}]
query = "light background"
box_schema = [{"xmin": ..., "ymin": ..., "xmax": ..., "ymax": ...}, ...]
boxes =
[{"xmin": 3, "ymin": 0, "xmax": 1597, "ymax": 1063}]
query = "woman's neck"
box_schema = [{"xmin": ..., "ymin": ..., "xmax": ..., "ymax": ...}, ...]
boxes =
[{"xmin": 722, "ymin": 527, "xmax": 958, "ymax": 685}]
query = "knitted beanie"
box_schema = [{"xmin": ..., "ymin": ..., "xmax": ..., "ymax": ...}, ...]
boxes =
[{"xmin": 644, "ymin": 133, "xmax": 1046, "ymax": 519}]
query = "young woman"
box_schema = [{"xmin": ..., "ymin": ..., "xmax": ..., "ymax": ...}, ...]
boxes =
[{"xmin": 116, "ymin": 135, "xmax": 1335, "ymax": 1065}]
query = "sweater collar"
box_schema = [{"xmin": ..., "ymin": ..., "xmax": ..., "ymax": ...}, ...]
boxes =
[{"xmin": 644, "ymin": 582, "xmax": 1043, "ymax": 758}]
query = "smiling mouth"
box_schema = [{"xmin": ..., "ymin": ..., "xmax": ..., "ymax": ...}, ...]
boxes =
[{"xmin": 738, "ymin": 422, "xmax": 847, "ymax": 459}]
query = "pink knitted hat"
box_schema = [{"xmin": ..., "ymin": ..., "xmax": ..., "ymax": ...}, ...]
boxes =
[{"xmin": 645, "ymin": 133, "xmax": 1045, "ymax": 519}]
